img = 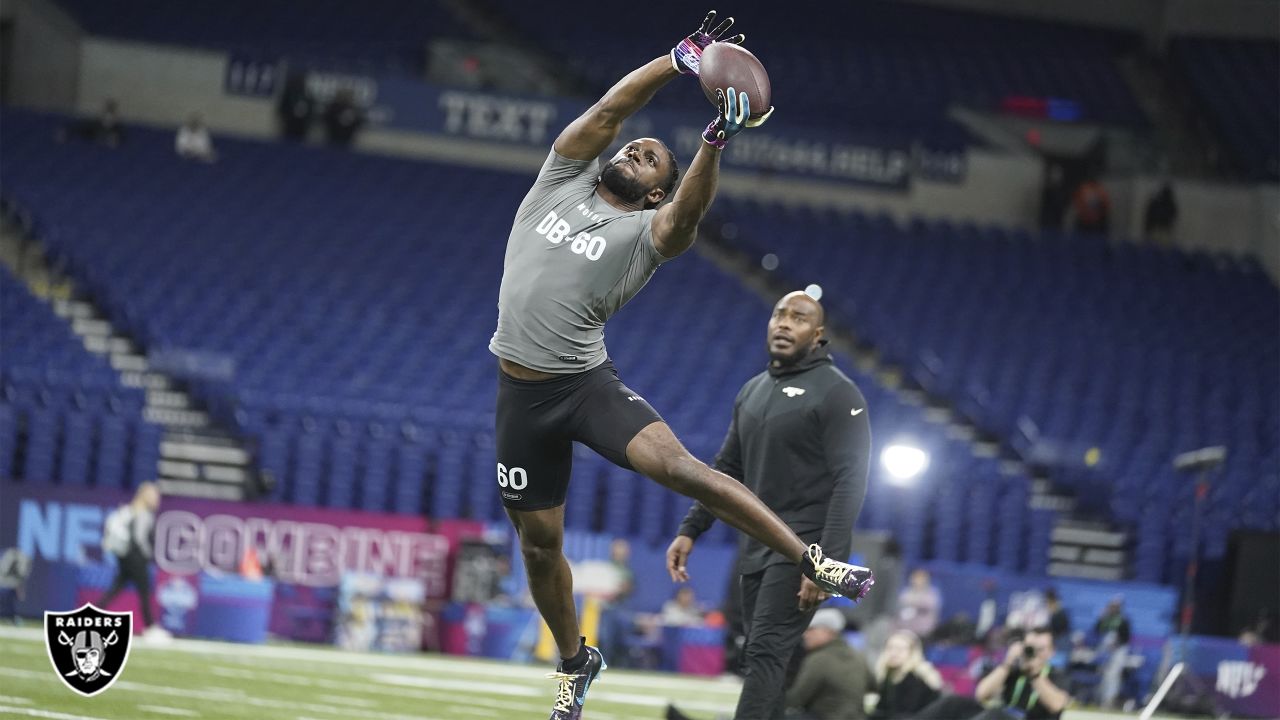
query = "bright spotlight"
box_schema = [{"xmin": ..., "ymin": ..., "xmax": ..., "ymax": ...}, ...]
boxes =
[
  {"xmin": 881, "ymin": 444, "xmax": 928, "ymax": 482},
  {"xmin": 804, "ymin": 284, "xmax": 823, "ymax": 301}
]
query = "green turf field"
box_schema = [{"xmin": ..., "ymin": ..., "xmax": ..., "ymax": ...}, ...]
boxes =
[
  {"xmin": 0, "ymin": 626, "xmax": 1163, "ymax": 720},
  {"xmin": 0, "ymin": 624, "xmax": 741, "ymax": 720}
]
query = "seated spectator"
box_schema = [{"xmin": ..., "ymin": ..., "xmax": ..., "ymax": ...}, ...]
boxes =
[
  {"xmin": 916, "ymin": 628, "xmax": 1070, "ymax": 720},
  {"xmin": 870, "ymin": 630, "xmax": 941, "ymax": 720},
  {"xmin": 56, "ymin": 99, "xmax": 125, "ymax": 148},
  {"xmin": 1143, "ymin": 182, "xmax": 1177, "ymax": 244},
  {"xmin": 1238, "ymin": 608, "xmax": 1280, "ymax": 644},
  {"xmin": 490, "ymin": 555, "xmax": 525, "ymax": 606},
  {"xmin": 324, "ymin": 89, "xmax": 366, "ymax": 148},
  {"xmin": 969, "ymin": 627, "xmax": 1004, "ymax": 683},
  {"xmin": 661, "ymin": 586, "xmax": 704, "ymax": 627},
  {"xmin": 932, "ymin": 611, "xmax": 977, "ymax": 645},
  {"xmin": 786, "ymin": 609, "xmax": 872, "ymax": 720},
  {"xmin": 175, "ymin": 114, "xmax": 217, "ymax": 163},
  {"xmin": 1069, "ymin": 177, "xmax": 1111, "ymax": 235},
  {"xmin": 278, "ymin": 71, "xmax": 315, "ymax": 141},
  {"xmin": 974, "ymin": 579, "xmax": 1002, "ymax": 640},
  {"xmin": 1044, "ymin": 589, "xmax": 1070, "ymax": 649},
  {"xmin": 1044, "ymin": 588, "xmax": 1071, "ymax": 670},
  {"xmin": 896, "ymin": 568, "xmax": 941, "ymax": 640},
  {"xmin": 599, "ymin": 539, "xmax": 635, "ymax": 667},
  {"xmin": 1093, "ymin": 596, "xmax": 1131, "ymax": 709}
]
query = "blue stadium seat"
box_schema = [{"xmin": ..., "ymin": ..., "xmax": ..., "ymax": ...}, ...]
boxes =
[
  {"xmin": 52, "ymin": 0, "xmax": 474, "ymax": 76},
  {"xmin": 487, "ymin": 0, "xmax": 1144, "ymax": 144},
  {"xmin": 359, "ymin": 439, "xmax": 393, "ymax": 513},
  {"xmin": 129, "ymin": 422, "xmax": 162, "ymax": 488},
  {"xmin": 1172, "ymin": 38, "xmax": 1280, "ymax": 180},
  {"xmin": 93, "ymin": 417, "xmax": 129, "ymax": 489},
  {"xmin": 22, "ymin": 410, "xmax": 59, "ymax": 483},
  {"xmin": 324, "ymin": 436, "xmax": 357, "ymax": 509},
  {"xmin": 394, "ymin": 442, "xmax": 427, "ymax": 515},
  {"xmin": 59, "ymin": 413, "xmax": 94, "ymax": 486},
  {"xmin": 0, "ymin": 405, "xmax": 16, "ymax": 479}
]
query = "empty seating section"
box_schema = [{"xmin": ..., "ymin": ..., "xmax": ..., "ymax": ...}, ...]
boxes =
[
  {"xmin": 0, "ymin": 109, "xmax": 1053, "ymax": 571},
  {"xmin": 487, "ymin": 0, "xmax": 1144, "ymax": 143},
  {"xmin": 7, "ymin": 106, "xmax": 1273, "ymax": 582},
  {"xmin": 53, "ymin": 0, "xmax": 473, "ymax": 74},
  {"xmin": 717, "ymin": 196, "xmax": 1280, "ymax": 580},
  {"xmin": 0, "ymin": 264, "xmax": 159, "ymax": 486},
  {"xmin": 1171, "ymin": 37, "xmax": 1280, "ymax": 181}
]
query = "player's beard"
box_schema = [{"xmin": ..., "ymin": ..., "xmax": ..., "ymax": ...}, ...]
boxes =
[{"xmin": 599, "ymin": 160, "xmax": 650, "ymax": 204}]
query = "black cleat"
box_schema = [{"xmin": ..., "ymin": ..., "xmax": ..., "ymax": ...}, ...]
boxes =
[
  {"xmin": 800, "ymin": 543, "xmax": 875, "ymax": 600},
  {"xmin": 547, "ymin": 644, "xmax": 606, "ymax": 720}
]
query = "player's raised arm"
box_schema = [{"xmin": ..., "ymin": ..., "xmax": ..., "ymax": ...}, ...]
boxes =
[
  {"xmin": 553, "ymin": 11, "xmax": 743, "ymax": 162},
  {"xmin": 651, "ymin": 86, "xmax": 768, "ymax": 258},
  {"xmin": 553, "ymin": 57, "xmax": 676, "ymax": 161}
]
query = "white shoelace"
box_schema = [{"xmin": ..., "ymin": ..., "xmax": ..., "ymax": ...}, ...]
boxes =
[
  {"xmin": 807, "ymin": 544, "xmax": 853, "ymax": 588},
  {"xmin": 547, "ymin": 671, "xmax": 578, "ymax": 714}
]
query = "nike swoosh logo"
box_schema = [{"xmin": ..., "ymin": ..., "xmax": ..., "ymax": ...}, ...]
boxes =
[{"xmin": 851, "ymin": 408, "xmax": 864, "ymax": 416}]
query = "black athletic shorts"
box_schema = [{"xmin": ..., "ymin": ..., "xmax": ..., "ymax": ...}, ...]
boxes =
[{"xmin": 495, "ymin": 359, "xmax": 664, "ymax": 511}]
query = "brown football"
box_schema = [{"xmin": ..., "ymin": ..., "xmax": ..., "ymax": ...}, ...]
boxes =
[{"xmin": 698, "ymin": 43, "xmax": 772, "ymax": 119}]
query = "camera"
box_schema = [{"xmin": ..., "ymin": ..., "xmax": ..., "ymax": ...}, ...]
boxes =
[{"xmin": 1022, "ymin": 644, "xmax": 1037, "ymax": 661}]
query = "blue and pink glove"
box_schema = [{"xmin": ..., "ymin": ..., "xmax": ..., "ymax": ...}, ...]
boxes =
[
  {"xmin": 670, "ymin": 10, "xmax": 744, "ymax": 76},
  {"xmin": 703, "ymin": 87, "xmax": 751, "ymax": 149}
]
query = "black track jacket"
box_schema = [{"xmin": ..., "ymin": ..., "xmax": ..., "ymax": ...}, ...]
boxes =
[{"xmin": 677, "ymin": 340, "xmax": 871, "ymax": 574}]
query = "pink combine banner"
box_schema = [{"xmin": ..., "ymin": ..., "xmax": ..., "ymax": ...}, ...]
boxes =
[{"xmin": 155, "ymin": 497, "xmax": 450, "ymax": 598}]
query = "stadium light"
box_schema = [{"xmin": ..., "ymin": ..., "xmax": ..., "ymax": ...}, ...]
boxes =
[
  {"xmin": 804, "ymin": 284, "xmax": 823, "ymax": 301},
  {"xmin": 881, "ymin": 444, "xmax": 928, "ymax": 483}
]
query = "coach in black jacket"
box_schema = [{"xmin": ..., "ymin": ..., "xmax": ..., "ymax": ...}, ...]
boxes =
[{"xmin": 667, "ymin": 290, "xmax": 872, "ymax": 720}]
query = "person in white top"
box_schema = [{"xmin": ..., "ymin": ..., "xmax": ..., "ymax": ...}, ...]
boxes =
[
  {"xmin": 175, "ymin": 114, "xmax": 216, "ymax": 163},
  {"xmin": 660, "ymin": 586, "xmax": 704, "ymax": 627},
  {"xmin": 896, "ymin": 569, "xmax": 941, "ymax": 639}
]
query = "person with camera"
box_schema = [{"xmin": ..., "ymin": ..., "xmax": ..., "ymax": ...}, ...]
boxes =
[
  {"xmin": 913, "ymin": 628, "xmax": 1069, "ymax": 720},
  {"xmin": 973, "ymin": 628, "xmax": 1071, "ymax": 720}
]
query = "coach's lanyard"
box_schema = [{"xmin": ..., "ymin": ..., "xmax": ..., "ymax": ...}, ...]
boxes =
[{"xmin": 1012, "ymin": 667, "xmax": 1048, "ymax": 711}]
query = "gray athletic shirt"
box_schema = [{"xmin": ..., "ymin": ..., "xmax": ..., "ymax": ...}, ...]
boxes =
[{"xmin": 489, "ymin": 149, "xmax": 669, "ymax": 373}]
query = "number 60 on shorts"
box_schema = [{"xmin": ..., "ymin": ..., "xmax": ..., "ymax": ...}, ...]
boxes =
[{"xmin": 497, "ymin": 463, "xmax": 528, "ymax": 490}]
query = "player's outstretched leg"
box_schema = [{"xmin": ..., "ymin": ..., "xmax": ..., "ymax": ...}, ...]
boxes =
[
  {"xmin": 626, "ymin": 422, "xmax": 875, "ymax": 600},
  {"xmin": 505, "ymin": 506, "xmax": 608, "ymax": 719}
]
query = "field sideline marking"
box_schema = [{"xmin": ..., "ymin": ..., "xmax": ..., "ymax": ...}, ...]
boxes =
[
  {"xmin": 0, "ymin": 705, "xmax": 111, "ymax": 720},
  {"xmin": 0, "ymin": 627, "xmax": 736, "ymax": 716},
  {"xmin": 1, "ymin": 647, "xmax": 733, "ymax": 718},
  {"xmin": 221, "ymin": 664, "xmax": 630, "ymax": 720},
  {"xmin": 0, "ymin": 667, "xmax": 451, "ymax": 720},
  {"xmin": 368, "ymin": 672, "xmax": 732, "ymax": 715},
  {"xmin": 370, "ymin": 672, "xmax": 543, "ymax": 696},
  {"xmin": 314, "ymin": 695, "xmax": 378, "ymax": 708},
  {"xmin": 0, "ymin": 626, "xmax": 740, "ymax": 697},
  {"xmin": 207, "ymin": 667, "xmax": 544, "ymax": 716},
  {"xmin": 136, "ymin": 706, "xmax": 199, "ymax": 717}
]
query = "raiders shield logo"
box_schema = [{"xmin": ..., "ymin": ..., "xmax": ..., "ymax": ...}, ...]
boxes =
[{"xmin": 44, "ymin": 603, "xmax": 132, "ymax": 697}]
